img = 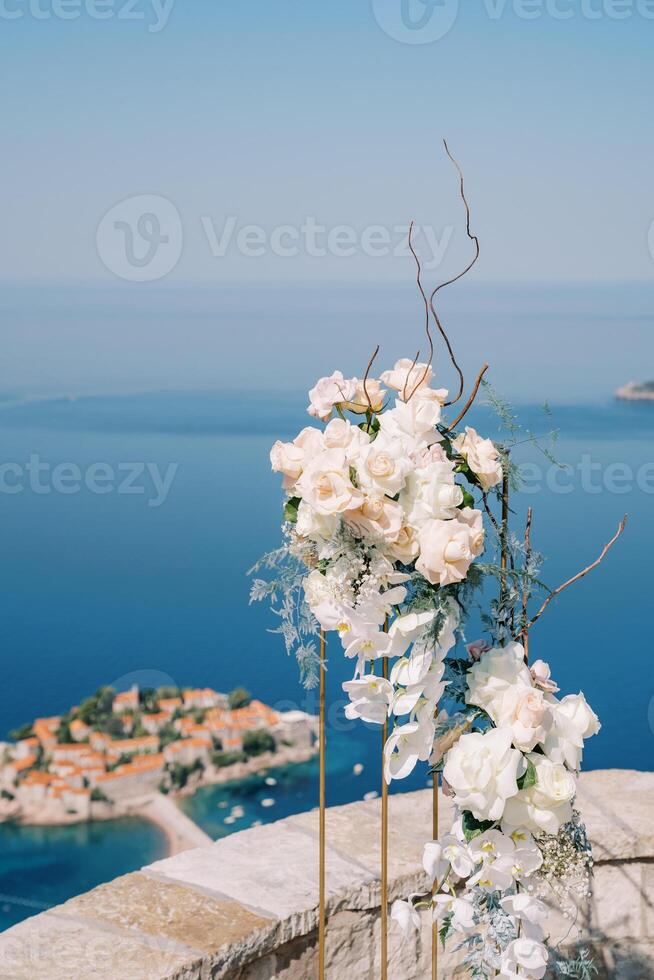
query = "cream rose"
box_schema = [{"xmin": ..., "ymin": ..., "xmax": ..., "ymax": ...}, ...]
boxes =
[
  {"xmin": 443, "ymin": 728, "xmax": 524, "ymax": 822},
  {"xmin": 500, "ymin": 686, "xmax": 553, "ymax": 752},
  {"xmin": 380, "ymin": 357, "xmax": 434, "ymax": 394},
  {"xmin": 344, "ymin": 494, "xmax": 402, "ymax": 543},
  {"xmin": 388, "ymin": 523, "xmax": 420, "ymax": 563},
  {"xmin": 456, "ymin": 506, "xmax": 485, "ymax": 556},
  {"xmin": 416, "ymin": 516, "xmax": 476, "ymax": 586},
  {"xmin": 502, "ymin": 753, "xmax": 576, "ymax": 835},
  {"xmin": 357, "ymin": 433, "xmax": 411, "ymax": 496},
  {"xmin": 296, "ymin": 448, "xmax": 363, "ymax": 516},
  {"xmin": 323, "ymin": 417, "xmax": 370, "ymax": 461},
  {"xmin": 342, "ymin": 378, "xmax": 386, "ymax": 413},
  {"xmin": 307, "ymin": 371, "xmax": 356, "ymax": 421},
  {"xmin": 269, "ymin": 426, "xmax": 323, "ymax": 490},
  {"xmin": 452, "ymin": 426, "xmax": 503, "ymax": 491}
]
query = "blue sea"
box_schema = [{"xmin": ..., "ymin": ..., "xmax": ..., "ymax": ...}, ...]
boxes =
[{"xmin": 0, "ymin": 281, "xmax": 652, "ymax": 931}]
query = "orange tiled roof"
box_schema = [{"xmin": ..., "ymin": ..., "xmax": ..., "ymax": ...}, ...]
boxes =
[
  {"xmin": 165, "ymin": 737, "xmax": 211, "ymax": 753},
  {"xmin": 114, "ymin": 691, "xmax": 138, "ymax": 703},
  {"xmin": 23, "ymin": 771, "xmax": 56, "ymax": 785},
  {"xmin": 9, "ymin": 756, "xmax": 37, "ymax": 772},
  {"xmin": 106, "ymin": 736, "xmax": 159, "ymax": 753},
  {"xmin": 159, "ymin": 698, "xmax": 182, "ymax": 710}
]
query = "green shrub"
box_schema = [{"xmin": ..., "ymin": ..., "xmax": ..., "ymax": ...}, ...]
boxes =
[
  {"xmin": 212, "ymin": 751, "xmax": 246, "ymax": 768},
  {"xmin": 228, "ymin": 687, "xmax": 251, "ymax": 710},
  {"xmin": 243, "ymin": 731, "xmax": 275, "ymax": 757}
]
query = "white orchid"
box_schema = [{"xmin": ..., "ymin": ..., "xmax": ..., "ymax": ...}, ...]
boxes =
[
  {"xmin": 500, "ymin": 937, "xmax": 549, "ymax": 979},
  {"xmin": 432, "ymin": 893, "xmax": 476, "ymax": 933},
  {"xmin": 390, "ymin": 899, "xmax": 421, "ymax": 939},
  {"xmin": 383, "ymin": 719, "xmax": 433, "ymax": 782},
  {"xmin": 500, "ymin": 893, "xmax": 548, "ymax": 941},
  {"xmin": 422, "ymin": 840, "xmax": 447, "ymax": 885},
  {"xmin": 440, "ymin": 834, "xmax": 476, "ymax": 879},
  {"xmin": 342, "ymin": 676, "xmax": 393, "ymax": 725}
]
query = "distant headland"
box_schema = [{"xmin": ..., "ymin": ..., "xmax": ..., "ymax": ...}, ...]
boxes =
[
  {"xmin": 615, "ymin": 380, "xmax": 654, "ymax": 401},
  {"xmin": 0, "ymin": 684, "xmax": 317, "ymax": 841}
]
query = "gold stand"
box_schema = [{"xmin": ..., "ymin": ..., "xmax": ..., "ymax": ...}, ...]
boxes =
[
  {"xmin": 318, "ymin": 630, "xmax": 326, "ymax": 980},
  {"xmin": 380, "ymin": 654, "xmax": 389, "ymax": 980},
  {"xmin": 432, "ymin": 773, "xmax": 439, "ymax": 980}
]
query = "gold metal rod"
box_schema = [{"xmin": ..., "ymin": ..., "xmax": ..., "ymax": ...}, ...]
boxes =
[
  {"xmin": 319, "ymin": 630, "xmax": 326, "ymax": 980},
  {"xmin": 431, "ymin": 773, "xmax": 439, "ymax": 980},
  {"xmin": 380, "ymin": 626, "xmax": 389, "ymax": 980}
]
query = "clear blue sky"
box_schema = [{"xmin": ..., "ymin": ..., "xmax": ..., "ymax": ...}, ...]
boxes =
[{"xmin": 0, "ymin": 1, "xmax": 652, "ymax": 283}]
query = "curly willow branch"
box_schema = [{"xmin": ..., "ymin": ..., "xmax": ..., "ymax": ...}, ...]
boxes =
[
  {"xmin": 518, "ymin": 515, "xmax": 627, "ymax": 637},
  {"xmin": 362, "ymin": 344, "xmax": 380, "ymax": 431},
  {"xmin": 424, "ymin": 139, "xmax": 481, "ymax": 407},
  {"xmin": 405, "ymin": 220, "xmax": 434, "ymax": 402}
]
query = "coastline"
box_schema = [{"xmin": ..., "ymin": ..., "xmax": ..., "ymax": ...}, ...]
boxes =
[{"xmin": 0, "ymin": 744, "xmax": 318, "ymax": 857}]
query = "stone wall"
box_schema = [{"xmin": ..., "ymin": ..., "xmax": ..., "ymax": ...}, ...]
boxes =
[{"xmin": 0, "ymin": 769, "xmax": 652, "ymax": 979}]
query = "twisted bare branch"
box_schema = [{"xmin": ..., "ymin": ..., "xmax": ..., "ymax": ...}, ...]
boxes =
[
  {"xmin": 519, "ymin": 515, "xmax": 627, "ymax": 637},
  {"xmin": 445, "ymin": 363, "xmax": 489, "ymax": 432}
]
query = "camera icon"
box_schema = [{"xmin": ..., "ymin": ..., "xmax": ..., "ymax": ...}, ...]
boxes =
[
  {"xmin": 96, "ymin": 194, "xmax": 183, "ymax": 282},
  {"xmin": 372, "ymin": 0, "xmax": 459, "ymax": 44}
]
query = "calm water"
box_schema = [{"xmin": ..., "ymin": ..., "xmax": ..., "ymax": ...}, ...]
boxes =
[{"xmin": 0, "ymin": 282, "xmax": 652, "ymax": 930}]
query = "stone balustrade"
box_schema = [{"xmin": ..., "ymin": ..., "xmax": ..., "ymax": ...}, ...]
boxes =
[{"xmin": 0, "ymin": 769, "xmax": 652, "ymax": 979}]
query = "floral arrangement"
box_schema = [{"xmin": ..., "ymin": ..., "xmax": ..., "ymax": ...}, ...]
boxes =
[{"xmin": 251, "ymin": 147, "xmax": 624, "ymax": 979}]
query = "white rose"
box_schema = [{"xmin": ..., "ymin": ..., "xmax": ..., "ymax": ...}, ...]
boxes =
[
  {"xmin": 307, "ymin": 371, "xmax": 356, "ymax": 421},
  {"xmin": 388, "ymin": 524, "xmax": 420, "ymax": 564},
  {"xmin": 500, "ymin": 938, "xmax": 548, "ymax": 980},
  {"xmin": 381, "ymin": 387, "xmax": 443, "ymax": 440},
  {"xmin": 400, "ymin": 461, "xmax": 461, "ymax": 526},
  {"xmin": 443, "ymin": 728, "xmax": 524, "ymax": 822},
  {"xmin": 296, "ymin": 448, "xmax": 363, "ymax": 516},
  {"xmin": 452, "ymin": 426, "xmax": 503, "ymax": 492},
  {"xmin": 303, "ymin": 569, "xmax": 330, "ymax": 608},
  {"xmin": 295, "ymin": 499, "xmax": 338, "ymax": 542},
  {"xmin": 323, "ymin": 418, "xmax": 370, "ymax": 462},
  {"xmin": 380, "ymin": 357, "xmax": 434, "ymax": 394},
  {"xmin": 502, "ymin": 753, "xmax": 576, "ymax": 835},
  {"xmin": 456, "ymin": 506, "xmax": 485, "ymax": 556},
  {"xmin": 357, "ymin": 433, "xmax": 411, "ymax": 496},
  {"xmin": 416, "ymin": 516, "xmax": 477, "ymax": 587},
  {"xmin": 341, "ymin": 377, "xmax": 386, "ymax": 413},
  {"xmin": 530, "ymin": 659, "xmax": 559, "ymax": 694},
  {"xmin": 466, "ymin": 643, "xmax": 533, "ymax": 721},
  {"xmin": 500, "ymin": 685, "xmax": 553, "ymax": 752},
  {"xmin": 344, "ymin": 494, "xmax": 403, "ymax": 543},
  {"xmin": 541, "ymin": 692, "xmax": 600, "ymax": 770},
  {"xmin": 269, "ymin": 426, "xmax": 323, "ymax": 490}
]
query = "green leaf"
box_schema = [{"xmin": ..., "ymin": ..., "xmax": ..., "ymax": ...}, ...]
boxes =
[
  {"xmin": 439, "ymin": 913, "xmax": 453, "ymax": 948},
  {"xmin": 460, "ymin": 489, "xmax": 475, "ymax": 509},
  {"xmin": 461, "ymin": 810, "xmax": 494, "ymax": 842},
  {"xmin": 517, "ymin": 758, "xmax": 536, "ymax": 791},
  {"xmin": 349, "ymin": 466, "xmax": 359, "ymax": 488},
  {"xmin": 283, "ymin": 497, "xmax": 300, "ymax": 524}
]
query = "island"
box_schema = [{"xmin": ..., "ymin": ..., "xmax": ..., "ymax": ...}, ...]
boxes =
[
  {"xmin": 615, "ymin": 380, "xmax": 654, "ymax": 401},
  {"xmin": 0, "ymin": 684, "xmax": 317, "ymax": 842}
]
